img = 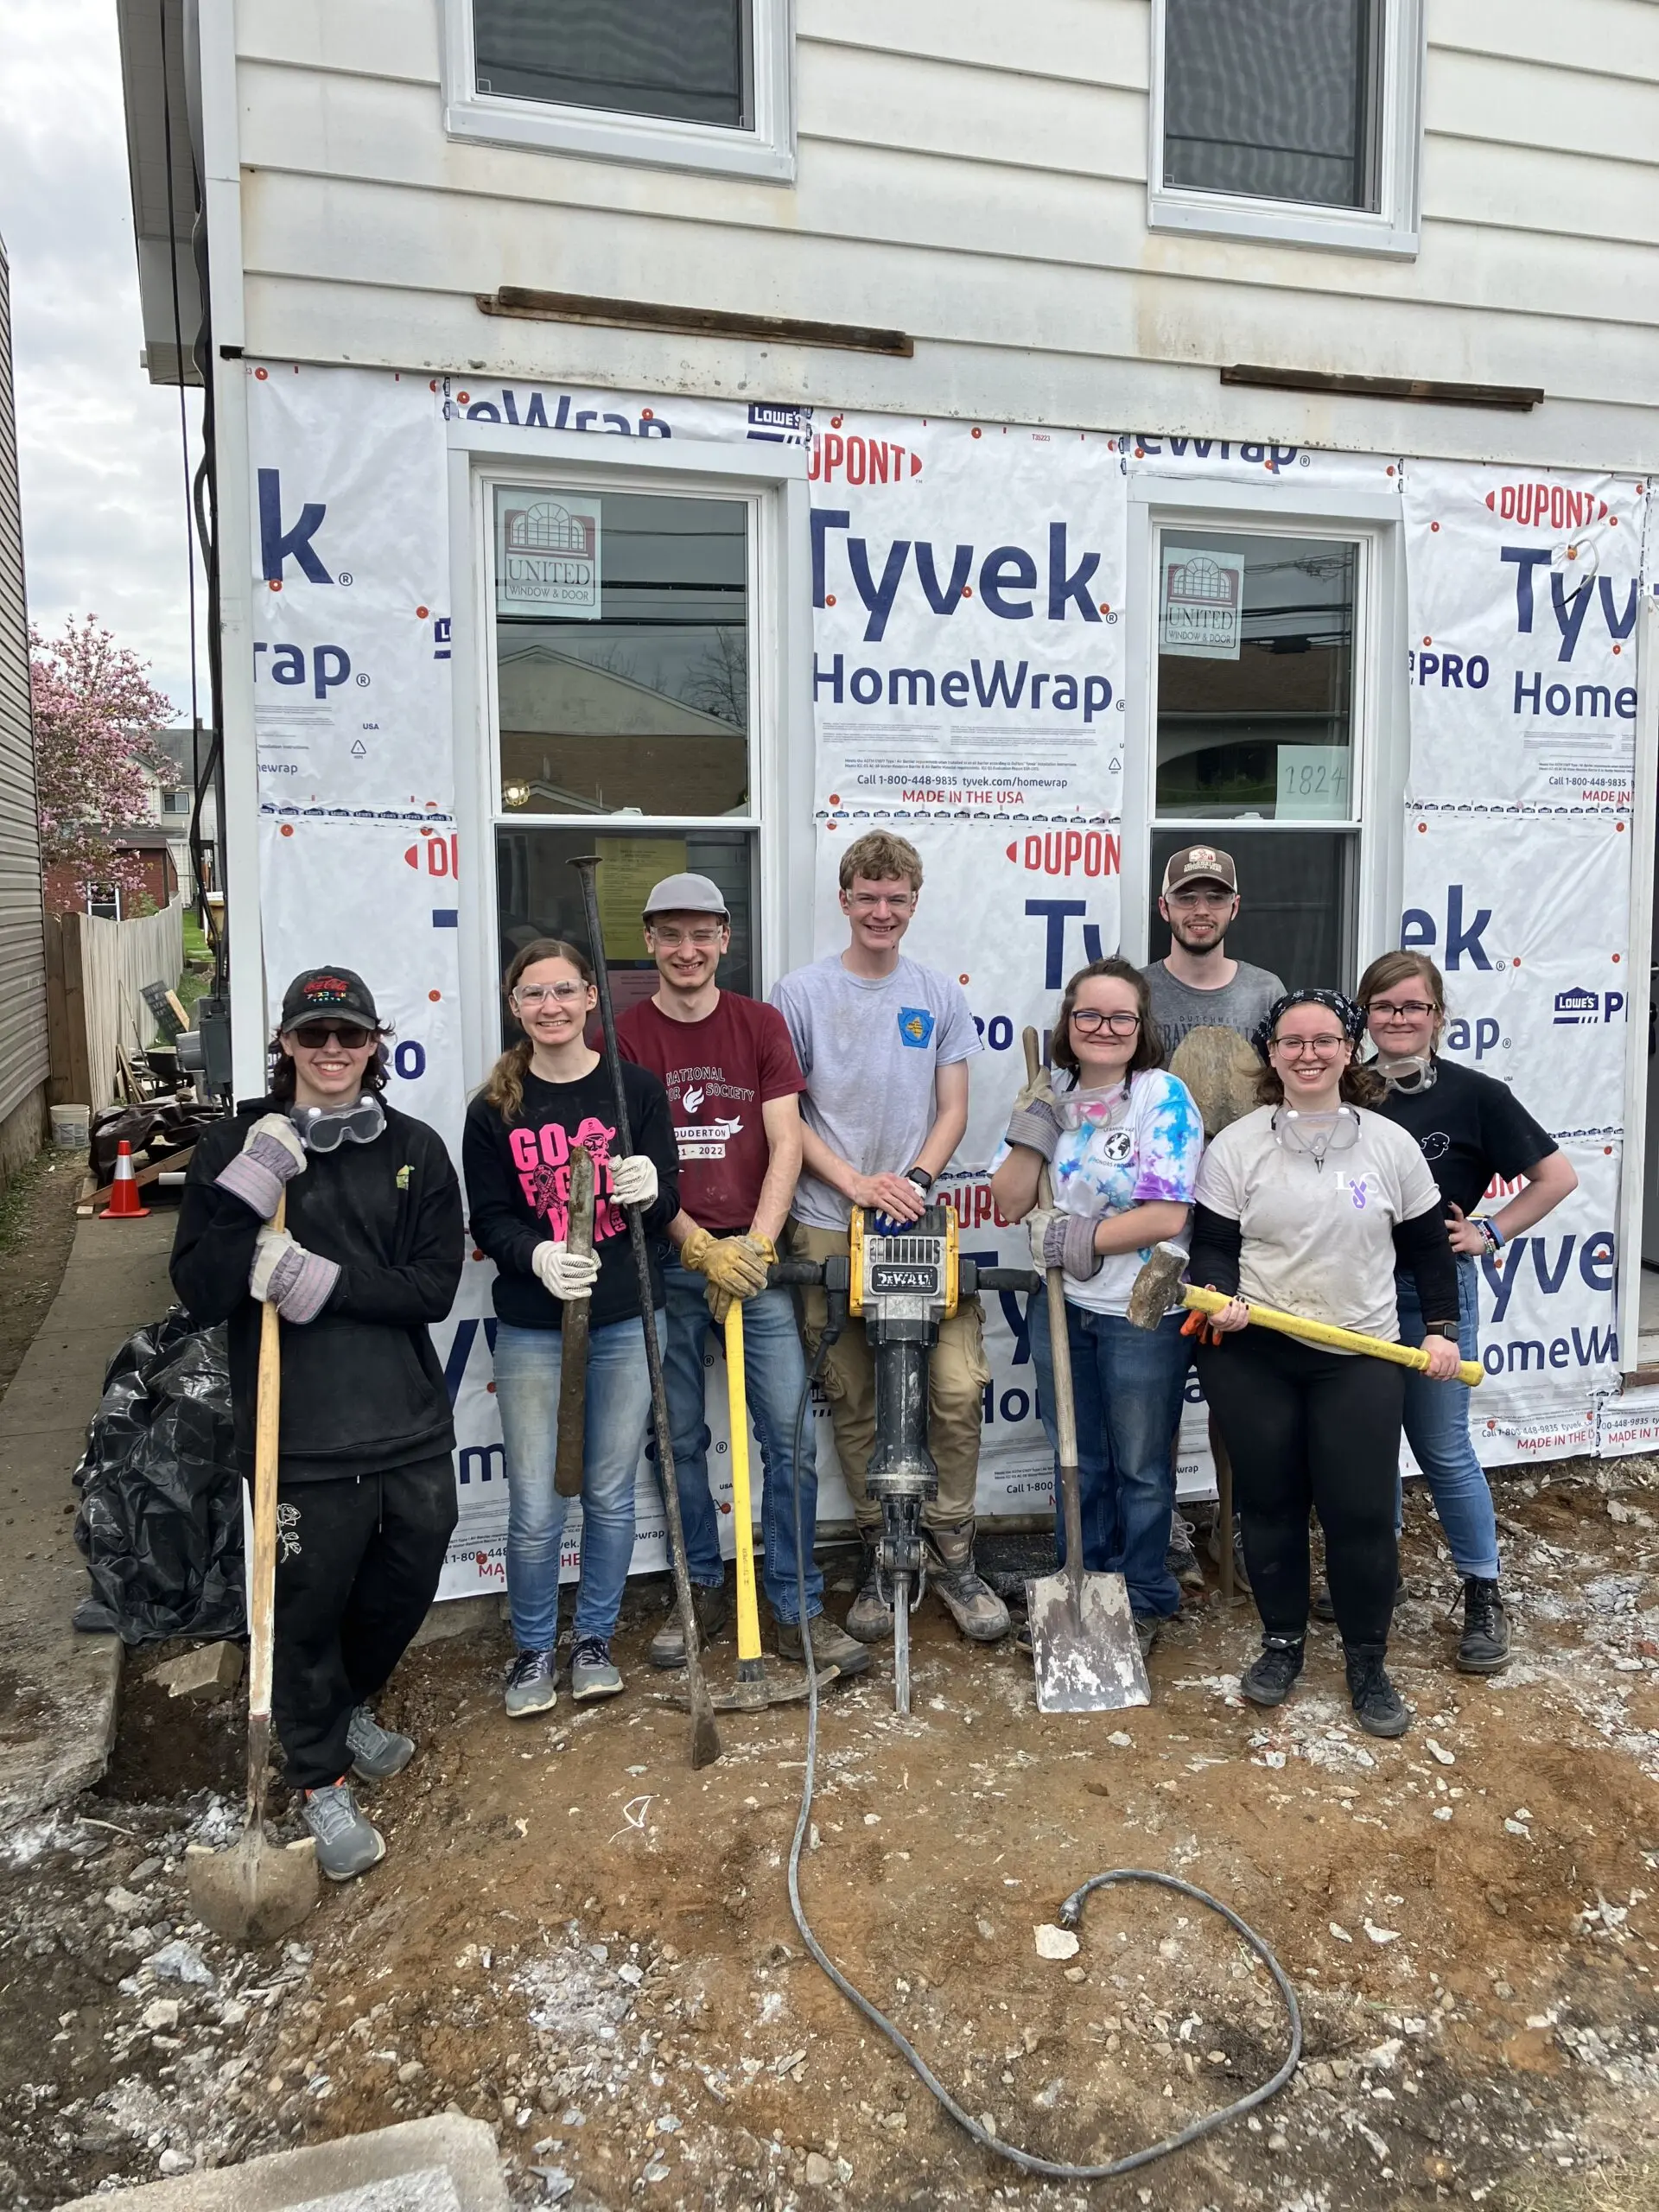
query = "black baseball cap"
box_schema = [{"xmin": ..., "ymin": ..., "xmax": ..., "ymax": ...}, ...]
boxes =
[{"xmin": 280, "ymin": 968, "xmax": 382, "ymax": 1033}]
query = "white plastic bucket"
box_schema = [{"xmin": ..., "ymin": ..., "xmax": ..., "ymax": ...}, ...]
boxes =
[{"xmin": 51, "ymin": 1104, "xmax": 91, "ymax": 1150}]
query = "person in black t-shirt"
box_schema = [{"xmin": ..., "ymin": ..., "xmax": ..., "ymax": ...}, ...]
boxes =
[
  {"xmin": 1357, "ymin": 950, "xmax": 1579, "ymax": 1675},
  {"xmin": 463, "ymin": 938, "xmax": 678, "ymax": 1720}
]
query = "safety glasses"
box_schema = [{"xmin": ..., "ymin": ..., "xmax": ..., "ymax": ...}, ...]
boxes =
[{"xmin": 291, "ymin": 1096, "xmax": 386, "ymax": 1153}]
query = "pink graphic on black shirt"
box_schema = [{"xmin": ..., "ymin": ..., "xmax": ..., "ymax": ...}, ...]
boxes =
[{"xmin": 507, "ymin": 1116, "xmax": 626, "ymax": 1242}]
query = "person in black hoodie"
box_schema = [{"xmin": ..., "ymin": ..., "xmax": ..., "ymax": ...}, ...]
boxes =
[
  {"xmin": 463, "ymin": 938, "xmax": 678, "ymax": 1719},
  {"xmin": 171, "ymin": 968, "xmax": 463, "ymax": 1881}
]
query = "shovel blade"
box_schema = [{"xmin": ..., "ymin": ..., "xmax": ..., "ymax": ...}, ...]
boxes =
[
  {"xmin": 1026, "ymin": 1567, "xmax": 1151, "ymax": 1714},
  {"xmin": 186, "ymin": 1827, "xmax": 318, "ymax": 1944}
]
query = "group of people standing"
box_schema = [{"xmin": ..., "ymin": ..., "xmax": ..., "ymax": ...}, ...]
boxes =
[{"xmin": 168, "ymin": 830, "xmax": 1574, "ymax": 1881}]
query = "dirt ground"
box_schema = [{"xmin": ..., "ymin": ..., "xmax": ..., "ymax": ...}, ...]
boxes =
[
  {"xmin": 4, "ymin": 1464, "xmax": 1659, "ymax": 2210},
  {"xmin": 0, "ymin": 1146, "xmax": 85, "ymax": 1403}
]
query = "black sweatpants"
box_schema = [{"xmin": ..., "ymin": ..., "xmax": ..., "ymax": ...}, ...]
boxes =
[
  {"xmin": 269, "ymin": 1453, "xmax": 458, "ymax": 1790},
  {"xmin": 1194, "ymin": 1332, "xmax": 1403, "ymax": 1650}
]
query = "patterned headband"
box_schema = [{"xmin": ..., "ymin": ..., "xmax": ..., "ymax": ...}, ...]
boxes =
[{"xmin": 1251, "ymin": 988, "xmax": 1364, "ymax": 1059}]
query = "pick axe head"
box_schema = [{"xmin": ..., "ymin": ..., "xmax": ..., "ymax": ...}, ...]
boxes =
[{"xmin": 1127, "ymin": 1241, "xmax": 1190, "ymax": 1332}]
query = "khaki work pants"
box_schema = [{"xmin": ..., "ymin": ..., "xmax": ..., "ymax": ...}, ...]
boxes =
[{"xmin": 788, "ymin": 1221, "xmax": 991, "ymax": 1535}]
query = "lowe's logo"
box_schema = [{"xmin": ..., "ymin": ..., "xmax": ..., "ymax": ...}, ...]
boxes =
[{"xmin": 1552, "ymin": 985, "xmax": 1625, "ymax": 1027}]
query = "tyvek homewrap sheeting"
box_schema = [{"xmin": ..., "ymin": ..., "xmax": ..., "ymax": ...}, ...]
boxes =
[{"xmin": 244, "ymin": 364, "xmax": 1654, "ymax": 1596}]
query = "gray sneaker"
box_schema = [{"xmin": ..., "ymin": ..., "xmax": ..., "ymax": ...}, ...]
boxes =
[
  {"xmin": 346, "ymin": 1704, "xmax": 415, "ymax": 1782},
  {"xmin": 301, "ymin": 1782, "xmax": 386, "ymax": 1882},
  {"xmin": 647, "ymin": 1582, "xmax": 730, "ymax": 1669},
  {"xmin": 570, "ymin": 1636, "xmax": 623, "ymax": 1700},
  {"xmin": 505, "ymin": 1647, "xmax": 557, "ymax": 1719}
]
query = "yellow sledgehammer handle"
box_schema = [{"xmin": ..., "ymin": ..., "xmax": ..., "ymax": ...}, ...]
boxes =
[
  {"xmin": 1183, "ymin": 1284, "xmax": 1482, "ymax": 1388},
  {"xmin": 724, "ymin": 1304, "xmax": 765, "ymax": 1671}
]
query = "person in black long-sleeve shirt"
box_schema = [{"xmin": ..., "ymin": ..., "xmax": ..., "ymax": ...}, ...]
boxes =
[
  {"xmin": 462, "ymin": 938, "xmax": 678, "ymax": 1719},
  {"xmin": 171, "ymin": 968, "xmax": 463, "ymax": 1880},
  {"xmin": 1185, "ymin": 989, "xmax": 1461, "ymax": 1742}
]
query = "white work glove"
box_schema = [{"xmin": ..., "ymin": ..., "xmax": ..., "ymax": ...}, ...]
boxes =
[
  {"xmin": 531, "ymin": 1239, "xmax": 601, "ymax": 1302},
  {"xmin": 214, "ymin": 1110, "xmax": 308, "ymax": 1218},
  {"xmin": 250, "ymin": 1224, "xmax": 340, "ymax": 1323},
  {"xmin": 609, "ymin": 1153, "xmax": 658, "ymax": 1209},
  {"xmin": 1028, "ymin": 1205, "xmax": 1104, "ymax": 1281}
]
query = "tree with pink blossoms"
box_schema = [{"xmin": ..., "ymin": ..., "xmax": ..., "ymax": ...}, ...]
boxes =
[{"xmin": 29, "ymin": 615, "xmax": 173, "ymax": 910}]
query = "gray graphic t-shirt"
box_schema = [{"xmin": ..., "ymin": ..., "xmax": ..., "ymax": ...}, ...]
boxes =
[
  {"xmin": 770, "ymin": 953, "xmax": 983, "ymax": 1229},
  {"xmin": 1143, "ymin": 958, "xmax": 1286, "ymax": 1055}
]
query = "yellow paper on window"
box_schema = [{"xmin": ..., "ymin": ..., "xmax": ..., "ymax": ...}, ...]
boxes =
[{"xmin": 595, "ymin": 836, "xmax": 686, "ymax": 952}]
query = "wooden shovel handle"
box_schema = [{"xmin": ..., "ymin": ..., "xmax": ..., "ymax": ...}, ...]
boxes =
[
  {"xmin": 1023, "ymin": 1030, "xmax": 1085, "ymax": 1586},
  {"xmin": 248, "ymin": 1191, "xmax": 284, "ymax": 1734},
  {"xmin": 554, "ymin": 1146, "xmax": 595, "ymax": 1497}
]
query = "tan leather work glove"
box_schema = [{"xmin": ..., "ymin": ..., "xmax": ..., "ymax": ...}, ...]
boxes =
[{"xmin": 698, "ymin": 1233, "xmax": 778, "ymax": 1324}]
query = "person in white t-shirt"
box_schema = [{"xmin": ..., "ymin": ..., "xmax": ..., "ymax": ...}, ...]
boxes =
[
  {"xmin": 1187, "ymin": 988, "xmax": 1462, "ymax": 1741},
  {"xmin": 989, "ymin": 958, "xmax": 1205, "ymax": 1661}
]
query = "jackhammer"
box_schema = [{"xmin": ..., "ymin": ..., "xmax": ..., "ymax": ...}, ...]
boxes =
[{"xmin": 770, "ymin": 1203, "xmax": 1036, "ymax": 1716}]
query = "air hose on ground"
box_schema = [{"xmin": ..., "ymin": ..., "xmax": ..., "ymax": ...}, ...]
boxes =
[{"xmin": 779, "ymin": 1307, "xmax": 1303, "ymax": 2182}]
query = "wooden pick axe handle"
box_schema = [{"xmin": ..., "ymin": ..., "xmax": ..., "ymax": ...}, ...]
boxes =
[
  {"xmin": 1183, "ymin": 1284, "xmax": 1482, "ymax": 1388},
  {"xmin": 553, "ymin": 1145, "xmax": 595, "ymax": 1498}
]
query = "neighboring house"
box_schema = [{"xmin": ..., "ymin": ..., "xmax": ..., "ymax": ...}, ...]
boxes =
[
  {"xmin": 0, "ymin": 234, "xmax": 49, "ymax": 1183},
  {"xmin": 148, "ymin": 724, "xmax": 217, "ymax": 901},
  {"xmin": 42, "ymin": 834, "xmax": 179, "ymax": 924},
  {"xmin": 117, "ymin": 3, "xmax": 1659, "ymax": 1552}
]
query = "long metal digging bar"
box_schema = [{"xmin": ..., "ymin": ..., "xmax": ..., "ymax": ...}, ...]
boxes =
[{"xmin": 570, "ymin": 855, "xmax": 721, "ymax": 1770}]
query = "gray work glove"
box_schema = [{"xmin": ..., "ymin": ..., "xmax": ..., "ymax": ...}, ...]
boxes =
[
  {"xmin": 1028, "ymin": 1206, "xmax": 1104, "ymax": 1281},
  {"xmin": 1006, "ymin": 1066, "xmax": 1063, "ymax": 1164},
  {"xmin": 250, "ymin": 1224, "xmax": 340, "ymax": 1323},
  {"xmin": 215, "ymin": 1111, "xmax": 308, "ymax": 1220}
]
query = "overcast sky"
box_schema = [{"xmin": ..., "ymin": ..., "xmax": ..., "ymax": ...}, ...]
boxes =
[{"xmin": 1, "ymin": 0, "xmax": 202, "ymax": 721}]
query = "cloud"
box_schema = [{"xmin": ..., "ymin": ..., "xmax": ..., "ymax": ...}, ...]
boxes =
[{"xmin": 0, "ymin": 0, "xmax": 204, "ymax": 720}]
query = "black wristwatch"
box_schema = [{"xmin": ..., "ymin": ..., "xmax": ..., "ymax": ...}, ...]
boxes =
[
  {"xmin": 1422, "ymin": 1321, "xmax": 1459, "ymax": 1340},
  {"xmin": 904, "ymin": 1166, "xmax": 935, "ymax": 1194}
]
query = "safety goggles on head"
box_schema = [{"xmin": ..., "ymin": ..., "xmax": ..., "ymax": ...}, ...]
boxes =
[
  {"xmin": 1272, "ymin": 1105, "xmax": 1362, "ymax": 1167},
  {"xmin": 290, "ymin": 1094, "xmax": 387, "ymax": 1154},
  {"xmin": 288, "ymin": 1020, "xmax": 376, "ymax": 1052}
]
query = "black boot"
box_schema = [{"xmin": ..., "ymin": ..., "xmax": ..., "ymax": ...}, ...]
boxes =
[
  {"xmin": 1456, "ymin": 1578, "xmax": 1510, "ymax": 1675},
  {"xmin": 1344, "ymin": 1645, "xmax": 1409, "ymax": 1738},
  {"xmin": 844, "ymin": 1536, "xmax": 893, "ymax": 1644},
  {"xmin": 1241, "ymin": 1636, "xmax": 1305, "ymax": 1707}
]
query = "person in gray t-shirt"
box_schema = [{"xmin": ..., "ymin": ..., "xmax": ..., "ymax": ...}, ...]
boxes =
[
  {"xmin": 1141, "ymin": 842, "xmax": 1284, "ymax": 1597},
  {"xmin": 770, "ymin": 829, "xmax": 1006, "ymax": 1652}
]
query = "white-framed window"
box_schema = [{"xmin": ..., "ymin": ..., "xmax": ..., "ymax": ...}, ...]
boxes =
[
  {"xmin": 1121, "ymin": 479, "xmax": 1408, "ymax": 988},
  {"xmin": 440, "ymin": 0, "xmax": 796, "ymax": 183},
  {"xmin": 446, "ymin": 423, "xmax": 813, "ymax": 1084},
  {"xmin": 1147, "ymin": 0, "xmax": 1423, "ymax": 258}
]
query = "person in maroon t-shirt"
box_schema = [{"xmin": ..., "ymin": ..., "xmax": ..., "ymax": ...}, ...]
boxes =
[{"xmin": 617, "ymin": 874, "xmax": 870, "ymax": 1680}]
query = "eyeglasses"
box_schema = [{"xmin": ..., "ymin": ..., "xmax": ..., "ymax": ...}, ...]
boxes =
[
  {"xmin": 1368, "ymin": 999, "xmax": 1436, "ymax": 1021},
  {"xmin": 849, "ymin": 892, "xmax": 914, "ymax": 912},
  {"xmin": 1070, "ymin": 1008, "xmax": 1141, "ymax": 1038},
  {"xmin": 1167, "ymin": 888, "xmax": 1235, "ymax": 912},
  {"xmin": 513, "ymin": 982, "xmax": 588, "ymax": 1007},
  {"xmin": 289, "ymin": 1021, "xmax": 374, "ymax": 1051},
  {"xmin": 1271, "ymin": 1034, "xmax": 1348, "ymax": 1058},
  {"xmin": 648, "ymin": 925, "xmax": 724, "ymax": 949}
]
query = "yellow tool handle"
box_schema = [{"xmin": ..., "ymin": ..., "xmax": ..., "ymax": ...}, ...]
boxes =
[
  {"xmin": 723, "ymin": 1304, "xmax": 763, "ymax": 1663},
  {"xmin": 1183, "ymin": 1284, "xmax": 1482, "ymax": 1388}
]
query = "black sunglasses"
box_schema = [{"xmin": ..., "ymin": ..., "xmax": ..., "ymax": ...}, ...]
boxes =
[{"xmin": 289, "ymin": 1020, "xmax": 375, "ymax": 1051}]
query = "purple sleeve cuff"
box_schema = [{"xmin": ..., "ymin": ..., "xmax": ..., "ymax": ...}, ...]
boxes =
[
  {"xmin": 215, "ymin": 1151, "xmax": 284, "ymax": 1218},
  {"xmin": 270, "ymin": 1246, "xmax": 340, "ymax": 1324},
  {"xmin": 1006, "ymin": 1103, "xmax": 1061, "ymax": 1161}
]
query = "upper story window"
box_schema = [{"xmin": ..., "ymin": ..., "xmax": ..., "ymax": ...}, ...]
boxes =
[
  {"xmin": 1149, "ymin": 0, "xmax": 1422, "ymax": 257},
  {"xmin": 442, "ymin": 0, "xmax": 794, "ymax": 181}
]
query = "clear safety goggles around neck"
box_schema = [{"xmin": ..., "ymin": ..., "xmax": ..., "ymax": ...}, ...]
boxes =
[
  {"xmin": 1375, "ymin": 1052, "xmax": 1438, "ymax": 1096},
  {"xmin": 1058, "ymin": 1080, "xmax": 1131, "ymax": 1132},
  {"xmin": 290, "ymin": 1093, "xmax": 386, "ymax": 1154},
  {"xmin": 1272, "ymin": 1105, "xmax": 1362, "ymax": 1169}
]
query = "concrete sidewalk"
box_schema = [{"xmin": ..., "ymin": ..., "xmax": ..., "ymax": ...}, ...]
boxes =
[{"xmin": 0, "ymin": 1211, "xmax": 176, "ymax": 1828}]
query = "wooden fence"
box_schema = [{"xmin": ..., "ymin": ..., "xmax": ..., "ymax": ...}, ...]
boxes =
[{"xmin": 44, "ymin": 900, "xmax": 186, "ymax": 1109}]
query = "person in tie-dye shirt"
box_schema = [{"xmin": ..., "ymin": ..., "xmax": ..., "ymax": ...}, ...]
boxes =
[{"xmin": 990, "ymin": 959, "xmax": 1204, "ymax": 1652}]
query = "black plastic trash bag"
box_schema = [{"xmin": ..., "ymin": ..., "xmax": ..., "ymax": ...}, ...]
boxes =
[{"xmin": 72, "ymin": 1308, "xmax": 245, "ymax": 1644}]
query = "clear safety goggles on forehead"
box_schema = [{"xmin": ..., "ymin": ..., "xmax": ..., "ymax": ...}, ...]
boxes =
[
  {"xmin": 290, "ymin": 1094, "xmax": 386, "ymax": 1154},
  {"xmin": 1272, "ymin": 1105, "xmax": 1362, "ymax": 1168}
]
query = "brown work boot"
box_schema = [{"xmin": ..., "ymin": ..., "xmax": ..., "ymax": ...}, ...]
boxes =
[
  {"xmin": 924, "ymin": 1522, "xmax": 1011, "ymax": 1643},
  {"xmin": 647, "ymin": 1581, "xmax": 730, "ymax": 1669},
  {"xmin": 843, "ymin": 1537, "xmax": 893, "ymax": 1644},
  {"xmin": 774, "ymin": 1615, "xmax": 873, "ymax": 1678}
]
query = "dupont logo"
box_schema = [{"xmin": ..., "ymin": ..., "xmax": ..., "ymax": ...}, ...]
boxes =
[
  {"xmin": 810, "ymin": 429, "xmax": 924, "ymax": 486},
  {"xmin": 1484, "ymin": 483, "xmax": 1611, "ymax": 531},
  {"xmin": 1553, "ymin": 984, "xmax": 1601, "ymax": 1026},
  {"xmin": 1006, "ymin": 829, "xmax": 1120, "ymax": 880}
]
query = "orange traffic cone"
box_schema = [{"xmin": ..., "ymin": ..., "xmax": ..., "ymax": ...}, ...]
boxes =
[{"xmin": 103, "ymin": 1140, "xmax": 149, "ymax": 1219}]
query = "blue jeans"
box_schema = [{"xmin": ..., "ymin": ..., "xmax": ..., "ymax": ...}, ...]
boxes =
[
  {"xmin": 661, "ymin": 1264, "xmax": 822, "ymax": 1624},
  {"xmin": 1395, "ymin": 1260, "xmax": 1501, "ymax": 1582},
  {"xmin": 493, "ymin": 1312, "xmax": 665, "ymax": 1650},
  {"xmin": 1028, "ymin": 1295, "xmax": 1190, "ymax": 1618}
]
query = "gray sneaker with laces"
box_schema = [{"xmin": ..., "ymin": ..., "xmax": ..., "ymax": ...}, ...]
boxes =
[
  {"xmin": 570, "ymin": 1636, "xmax": 623, "ymax": 1700},
  {"xmin": 301, "ymin": 1782, "xmax": 386, "ymax": 1881},
  {"xmin": 505, "ymin": 1647, "xmax": 557, "ymax": 1718},
  {"xmin": 346, "ymin": 1704, "xmax": 415, "ymax": 1782}
]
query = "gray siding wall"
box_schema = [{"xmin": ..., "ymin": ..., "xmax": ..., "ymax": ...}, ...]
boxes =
[{"xmin": 0, "ymin": 240, "xmax": 50, "ymax": 1125}]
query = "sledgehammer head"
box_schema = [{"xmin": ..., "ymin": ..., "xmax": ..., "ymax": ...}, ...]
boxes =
[{"xmin": 1127, "ymin": 1242, "xmax": 1190, "ymax": 1332}]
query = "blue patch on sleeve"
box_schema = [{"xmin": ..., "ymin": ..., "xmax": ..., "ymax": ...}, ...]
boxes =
[{"xmin": 897, "ymin": 1006, "xmax": 937, "ymax": 1049}]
